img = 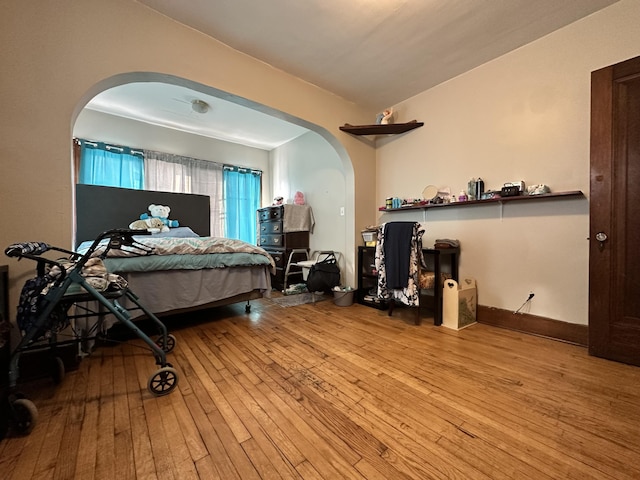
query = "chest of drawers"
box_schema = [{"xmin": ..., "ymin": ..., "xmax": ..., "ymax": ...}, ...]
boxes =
[{"xmin": 258, "ymin": 206, "xmax": 309, "ymax": 290}]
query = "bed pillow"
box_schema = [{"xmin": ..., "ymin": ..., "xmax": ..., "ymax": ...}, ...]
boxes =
[
  {"xmin": 76, "ymin": 226, "xmax": 201, "ymax": 253},
  {"xmin": 149, "ymin": 226, "xmax": 200, "ymax": 238}
]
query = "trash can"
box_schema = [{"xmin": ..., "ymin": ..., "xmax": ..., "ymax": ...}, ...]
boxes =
[
  {"xmin": 443, "ymin": 278, "xmax": 477, "ymax": 330},
  {"xmin": 333, "ymin": 288, "xmax": 354, "ymax": 306}
]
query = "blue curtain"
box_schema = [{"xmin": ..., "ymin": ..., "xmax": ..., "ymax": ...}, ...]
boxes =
[
  {"xmin": 78, "ymin": 140, "xmax": 144, "ymax": 189},
  {"xmin": 223, "ymin": 167, "xmax": 261, "ymax": 243}
]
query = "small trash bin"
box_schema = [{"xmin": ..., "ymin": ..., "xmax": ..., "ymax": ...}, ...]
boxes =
[
  {"xmin": 333, "ymin": 288, "xmax": 354, "ymax": 306},
  {"xmin": 443, "ymin": 278, "xmax": 477, "ymax": 330}
]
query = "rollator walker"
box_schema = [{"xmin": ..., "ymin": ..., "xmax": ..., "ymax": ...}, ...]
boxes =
[{"xmin": 0, "ymin": 229, "xmax": 179, "ymax": 439}]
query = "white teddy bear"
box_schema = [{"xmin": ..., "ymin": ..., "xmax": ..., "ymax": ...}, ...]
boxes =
[{"xmin": 139, "ymin": 204, "xmax": 179, "ymax": 229}]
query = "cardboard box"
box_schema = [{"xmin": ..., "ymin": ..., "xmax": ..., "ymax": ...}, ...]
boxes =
[
  {"xmin": 361, "ymin": 231, "xmax": 377, "ymax": 246},
  {"xmin": 443, "ymin": 278, "xmax": 477, "ymax": 330}
]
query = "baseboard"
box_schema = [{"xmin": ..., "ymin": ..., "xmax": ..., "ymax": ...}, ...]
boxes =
[{"xmin": 477, "ymin": 305, "xmax": 588, "ymax": 347}]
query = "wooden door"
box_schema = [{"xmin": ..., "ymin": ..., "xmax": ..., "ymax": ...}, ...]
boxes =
[{"xmin": 590, "ymin": 55, "xmax": 640, "ymax": 366}]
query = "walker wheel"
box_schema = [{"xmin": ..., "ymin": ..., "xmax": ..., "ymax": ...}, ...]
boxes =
[
  {"xmin": 51, "ymin": 356, "xmax": 65, "ymax": 385},
  {"xmin": 10, "ymin": 398, "xmax": 38, "ymax": 435},
  {"xmin": 155, "ymin": 334, "xmax": 176, "ymax": 353},
  {"xmin": 147, "ymin": 366, "xmax": 178, "ymax": 396}
]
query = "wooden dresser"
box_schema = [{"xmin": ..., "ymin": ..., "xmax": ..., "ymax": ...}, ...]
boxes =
[{"xmin": 257, "ymin": 206, "xmax": 309, "ymax": 291}]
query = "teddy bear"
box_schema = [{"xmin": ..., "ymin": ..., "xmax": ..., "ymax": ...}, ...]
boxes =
[
  {"xmin": 129, "ymin": 217, "xmax": 168, "ymax": 233},
  {"xmin": 139, "ymin": 204, "xmax": 179, "ymax": 228}
]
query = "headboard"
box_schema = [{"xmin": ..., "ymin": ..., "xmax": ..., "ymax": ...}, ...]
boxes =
[{"xmin": 76, "ymin": 184, "xmax": 211, "ymax": 245}]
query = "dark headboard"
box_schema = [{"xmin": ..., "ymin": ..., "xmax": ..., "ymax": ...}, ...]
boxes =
[{"xmin": 76, "ymin": 184, "xmax": 211, "ymax": 245}]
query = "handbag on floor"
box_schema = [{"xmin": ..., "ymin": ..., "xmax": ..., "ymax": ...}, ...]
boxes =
[{"xmin": 305, "ymin": 253, "xmax": 340, "ymax": 293}]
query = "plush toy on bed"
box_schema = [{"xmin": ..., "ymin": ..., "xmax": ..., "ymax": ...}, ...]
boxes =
[
  {"xmin": 139, "ymin": 204, "xmax": 179, "ymax": 229},
  {"xmin": 129, "ymin": 217, "xmax": 168, "ymax": 233}
]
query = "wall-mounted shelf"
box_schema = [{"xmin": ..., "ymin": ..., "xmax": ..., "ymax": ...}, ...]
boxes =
[
  {"xmin": 340, "ymin": 120, "xmax": 424, "ymax": 136},
  {"xmin": 378, "ymin": 190, "xmax": 584, "ymax": 212}
]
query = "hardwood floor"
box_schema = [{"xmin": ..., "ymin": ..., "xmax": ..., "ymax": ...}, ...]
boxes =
[{"xmin": 1, "ymin": 296, "xmax": 639, "ymax": 479}]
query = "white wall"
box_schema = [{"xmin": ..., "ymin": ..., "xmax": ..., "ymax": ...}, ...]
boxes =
[
  {"xmin": 376, "ymin": 0, "xmax": 640, "ymax": 325},
  {"xmin": 74, "ymin": 109, "xmax": 273, "ymax": 207},
  {"xmin": 270, "ymin": 131, "xmax": 349, "ymax": 282}
]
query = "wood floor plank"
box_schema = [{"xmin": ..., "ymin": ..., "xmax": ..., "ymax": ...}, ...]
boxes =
[
  {"xmin": 133, "ymin": 346, "xmax": 176, "ymax": 480},
  {"xmin": 73, "ymin": 350, "xmax": 103, "ymax": 480},
  {"xmin": 178, "ymin": 329, "xmax": 252, "ymax": 443},
  {"xmin": 194, "ymin": 454, "xmax": 222, "ymax": 479},
  {"xmin": 182, "ymin": 391, "xmax": 242, "ymax": 480},
  {"xmin": 169, "ymin": 384, "xmax": 208, "ymax": 463},
  {"xmin": 95, "ymin": 350, "xmax": 117, "ymax": 480},
  {"xmin": 32, "ymin": 365, "xmax": 80, "ymax": 478},
  {"xmin": 122, "ymin": 342, "xmax": 158, "ymax": 480},
  {"xmin": 1, "ymin": 297, "xmax": 639, "ymax": 479}
]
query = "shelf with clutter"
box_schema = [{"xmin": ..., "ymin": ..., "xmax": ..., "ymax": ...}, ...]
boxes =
[{"xmin": 379, "ymin": 180, "xmax": 584, "ymax": 213}]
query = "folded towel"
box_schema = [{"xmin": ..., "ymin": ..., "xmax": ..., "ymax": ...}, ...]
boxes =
[
  {"xmin": 435, "ymin": 238, "xmax": 460, "ymax": 248},
  {"xmin": 283, "ymin": 204, "xmax": 315, "ymax": 233}
]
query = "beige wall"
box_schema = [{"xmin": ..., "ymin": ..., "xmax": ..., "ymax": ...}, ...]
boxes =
[
  {"xmin": 0, "ymin": 0, "xmax": 375, "ymax": 314},
  {"xmin": 376, "ymin": 0, "xmax": 640, "ymax": 325}
]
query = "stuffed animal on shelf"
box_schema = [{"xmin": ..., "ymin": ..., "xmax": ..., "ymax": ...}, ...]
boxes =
[
  {"xmin": 272, "ymin": 196, "xmax": 284, "ymax": 206},
  {"xmin": 380, "ymin": 108, "xmax": 394, "ymax": 125},
  {"xmin": 140, "ymin": 204, "xmax": 179, "ymax": 228},
  {"xmin": 129, "ymin": 217, "xmax": 168, "ymax": 233}
]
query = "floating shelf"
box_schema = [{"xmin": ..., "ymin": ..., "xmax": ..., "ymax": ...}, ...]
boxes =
[
  {"xmin": 378, "ymin": 190, "xmax": 585, "ymax": 212},
  {"xmin": 340, "ymin": 120, "xmax": 424, "ymax": 136}
]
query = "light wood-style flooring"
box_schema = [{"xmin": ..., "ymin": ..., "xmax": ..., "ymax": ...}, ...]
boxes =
[{"xmin": 1, "ymin": 295, "xmax": 639, "ymax": 479}]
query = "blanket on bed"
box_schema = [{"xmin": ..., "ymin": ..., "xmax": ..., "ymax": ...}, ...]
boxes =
[{"xmin": 78, "ymin": 236, "xmax": 276, "ymax": 272}]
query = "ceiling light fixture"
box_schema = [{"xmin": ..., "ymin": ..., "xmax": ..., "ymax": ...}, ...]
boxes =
[{"xmin": 191, "ymin": 99, "xmax": 210, "ymax": 114}]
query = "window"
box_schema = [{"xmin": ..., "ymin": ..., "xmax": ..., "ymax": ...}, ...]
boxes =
[
  {"xmin": 77, "ymin": 140, "xmax": 144, "ymax": 189},
  {"xmin": 223, "ymin": 166, "xmax": 262, "ymax": 244}
]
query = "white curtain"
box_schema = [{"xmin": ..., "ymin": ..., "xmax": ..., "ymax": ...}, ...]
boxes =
[{"xmin": 144, "ymin": 151, "xmax": 224, "ymax": 237}]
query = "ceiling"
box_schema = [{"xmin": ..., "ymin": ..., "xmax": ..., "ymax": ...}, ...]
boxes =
[
  {"xmin": 85, "ymin": 0, "xmax": 619, "ymax": 149},
  {"xmin": 86, "ymin": 82, "xmax": 310, "ymax": 150}
]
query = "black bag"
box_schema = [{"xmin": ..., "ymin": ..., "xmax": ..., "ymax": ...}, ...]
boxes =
[{"xmin": 306, "ymin": 253, "xmax": 341, "ymax": 292}]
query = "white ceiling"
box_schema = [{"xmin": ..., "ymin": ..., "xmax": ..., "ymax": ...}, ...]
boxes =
[
  {"xmin": 85, "ymin": 0, "xmax": 619, "ymax": 149},
  {"xmin": 86, "ymin": 82, "xmax": 310, "ymax": 150}
]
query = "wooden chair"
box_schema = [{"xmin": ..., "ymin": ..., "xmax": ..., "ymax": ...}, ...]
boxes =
[{"xmin": 388, "ymin": 247, "xmax": 460, "ymax": 326}]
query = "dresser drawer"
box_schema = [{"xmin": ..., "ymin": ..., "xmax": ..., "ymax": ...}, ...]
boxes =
[
  {"xmin": 259, "ymin": 234, "xmax": 283, "ymax": 247},
  {"xmin": 264, "ymin": 248, "xmax": 286, "ymax": 269},
  {"xmin": 258, "ymin": 206, "xmax": 283, "ymax": 222},
  {"xmin": 259, "ymin": 221, "xmax": 283, "ymax": 235}
]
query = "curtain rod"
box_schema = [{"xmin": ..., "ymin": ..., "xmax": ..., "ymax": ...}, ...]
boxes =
[
  {"xmin": 77, "ymin": 138, "xmax": 143, "ymax": 156},
  {"xmin": 223, "ymin": 165, "xmax": 262, "ymax": 175}
]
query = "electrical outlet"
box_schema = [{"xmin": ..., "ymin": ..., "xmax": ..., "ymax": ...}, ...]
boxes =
[{"xmin": 340, "ymin": 207, "xmax": 345, "ymax": 216}]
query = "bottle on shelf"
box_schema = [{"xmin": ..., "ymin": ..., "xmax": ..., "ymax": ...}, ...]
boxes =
[
  {"xmin": 475, "ymin": 178, "xmax": 484, "ymax": 200},
  {"xmin": 467, "ymin": 178, "xmax": 476, "ymax": 200}
]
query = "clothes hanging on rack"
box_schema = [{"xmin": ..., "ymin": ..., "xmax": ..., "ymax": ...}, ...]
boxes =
[{"xmin": 375, "ymin": 221, "xmax": 425, "ymax": 307}]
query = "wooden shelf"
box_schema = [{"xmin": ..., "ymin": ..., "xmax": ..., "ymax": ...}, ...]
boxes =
[
  {"xmin": 340, "ymin": 120, "xmax": 424, "ymax": 136},
  {"xmin": 378, "ymin": 190, "xmax": 585, "ymax": 212}
]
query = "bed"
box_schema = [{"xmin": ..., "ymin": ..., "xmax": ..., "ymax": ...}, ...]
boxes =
[{"xmin": 75, "ymin": 184, "xmax": 274, "ymax": 318}]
